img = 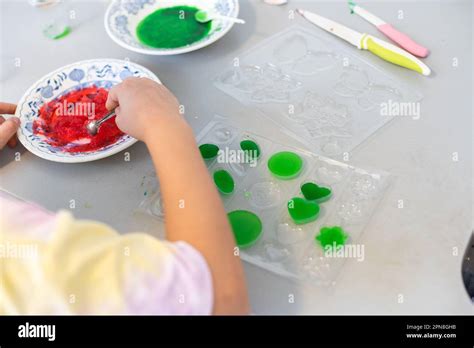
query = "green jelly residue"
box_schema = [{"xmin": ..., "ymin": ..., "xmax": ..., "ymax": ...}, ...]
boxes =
[
  {"xmin": 228, "ymin": 210, "xmax": 263, "ymax": 248},
  {"xmin": 287, "ymin": 197, "xmax": 320, "ymax": 225},
  {"xmin": 348, "ymin": 0, "xmax": 357, "ymax": 14},
  {"xmin": 213, "ymin": 169, "xmax": 234, "ymax": 195},
  {"xmin": 194, "ymin": 10, "xmax": 208, "ymax": 23},
  {"xmin": 136, "ymin": 6, "xmax": 212, "ymax": 49},
  {"xmin": 316, "ymin": 226, "xmax": 348, "ymax": 249},
  {"xmin": 43, "ymin": 23, "xmax": 71, "ymax": 40},
  {"xmin": 301, "ymin": 182, "xmax": 332, "ymax": 203},
  {"xmin": 267, "ymin": 151, "xmax": 303, "ymax": 180},
  {"xmin": 199, "ymin": 143, "xmax": 219, "ymax": 159},
  {"xmin": 240, "ymin": 139, "xmax": 261, "ymax": 160}
]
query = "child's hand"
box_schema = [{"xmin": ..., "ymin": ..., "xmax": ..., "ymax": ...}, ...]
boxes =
[
  {"xmin": 106, "ymin": 77, "xmax": 186, "ymax": 142},
  {"xmin": 0, "ymin": 103, "xmax": 19, "ymax": 149}
]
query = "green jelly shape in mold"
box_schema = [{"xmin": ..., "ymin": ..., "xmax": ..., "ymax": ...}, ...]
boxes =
[
  {"xmin": 301, "ymin": 182, "xmax": 332, "ymax": 203},
  {"xmin": 316, "ymin": 226, "xmax": 348, "ymax": 249},
  {"xmin": 228, "ymin": 210, "xmax": 263, "ymax": 248},
  {"xmin": 199, "ymin": 143, "xmax": 219, "ymax": 159},
  {"xmin": 240, "ymin": 139, "xmax": 261, "ymax": 160},
  {"xmin": 213, "ymin": 169, "xmax": 234, "ymax": 195},
  {"xmin": 267, "ymin": 151, "xmax": 303, "ymax": 180},
  {"xmin": 287, "ymin": 197, "xmax": 320, "ymax": 225}
]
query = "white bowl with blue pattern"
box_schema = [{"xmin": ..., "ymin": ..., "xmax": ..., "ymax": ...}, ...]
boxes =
[
  {"xmin": 104, "ymin": 0, "xmax": 240, "ymax": 55},
  {"xmin": 16, "ymin": 59, "xmax": 160, "ymax": 163}
]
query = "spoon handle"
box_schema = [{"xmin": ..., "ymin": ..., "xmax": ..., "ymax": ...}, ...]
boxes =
[
  {"xmin": 216, "ymin": 15, "xmax": 245, "ymax": 24},
  {"xmin": 96, "ymin": 109, "xmax": 116, "ymax": 126}
]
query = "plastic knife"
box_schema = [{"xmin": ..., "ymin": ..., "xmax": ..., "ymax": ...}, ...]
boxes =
[
  {"xmin": 296, "ymin": 9, "xmax": 431, "ymax": 76},
  {"xmin": 348, "ymin": 1, "xmax": 429, "ymax": 58}
]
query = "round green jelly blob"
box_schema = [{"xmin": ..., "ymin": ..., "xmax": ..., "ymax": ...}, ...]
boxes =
[
  {"xmin": 136, "ymin": 6, "xmax": 212, "ymax": 49},
  {"xmin": 228, "ymin": 210, "xmax": 263, "ymax": 248},
  {"xmin": 300, "ymin": 182, "xmax": 332, "ymax": 203},
  {"xmin": 316, "ymin": 226, "xmax": 348, "ymax": 249},
  {"xmin": 240, "ymin": 139, "xmax": 261, "ymax": 160},
  {"xmin": 199, "ymin": 143, "xmax": 219, "ymax": 159},
  {"xmin": 213, "ymin": 169, "xmax": 234, "ymax": 194},
  {"xmin": 267, "ymin": 151, "xmax": 303, "ymax": 180},
  {"xmin": 287, "ymin": 197, "xmax": 320, "ymax": 225}
]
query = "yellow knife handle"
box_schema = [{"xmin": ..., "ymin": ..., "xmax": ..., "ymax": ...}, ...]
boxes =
[{"xmin": 361, "ymin": 34, "xmax": 431, "ymax": 76}]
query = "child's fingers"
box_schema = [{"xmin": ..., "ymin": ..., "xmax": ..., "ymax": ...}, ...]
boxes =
[
  {"xmin": 0, "ymin": 117, "xmax": 20, "ymax": 149},
  {"xmin": 7, "ymin": 136, "xmax": 17, "ymax": 148},
  {"xmin": 0, "ymin": 102, "xmax": 17, "ymax": 115},
  {"xmin": 105, "ymin": 84, "xmax": 122, "ymax": 111},
  {"xmin": 1, "ymin": 116, "xmax": 19, "ymax": 148},
  {"xmin": 113, "ymin": 106, "xmax": 126, "ymax": 132}
]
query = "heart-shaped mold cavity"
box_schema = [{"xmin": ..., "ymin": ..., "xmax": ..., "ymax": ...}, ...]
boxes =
[
  {"xmin": 301, "ymin": 182, "xmax": 332, "ymax": 203},
  {"xmin": 213, "ymin": 169, "xmax": 235, "ymax": 195},
  {"xmin": 240, "ymin": 139, "xmax": 261, "ymax": 159},
  {"xmin": 268, "ymin": 151, "xmax": 303, "ymax": 180},
  {"xmin": 315, "ymin": 226, "xmax": 348, "ymax": 249},
  {"xmin": 228, "ymin": 210, "xmax": 263, "ymax": 248},
  {"xmin": 287, "ymin": 197, "xmax": 320, "ymax": 225},
  {"xmin": 199, "ymin": 143, "xmax": 219, "ymax": 159}
]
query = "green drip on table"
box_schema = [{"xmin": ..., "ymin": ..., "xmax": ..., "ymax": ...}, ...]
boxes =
[
  {"xmin": 136, "ymin": 5, "xmax": 212, "ymax": 49},
  {"xmin": 228, "ymin": 210, "xmax": 263, "ymax": 248},
  {"xmin": 213, "ymin": 169, "xmax": 234, "ymax": 195},
  {"xmin": 199, "ymin": 143, "xmax": 219, "ymax": 159},
  {"xmin": 43, "ymin": 23, "xmax": 71, "ymax": 40},
  {"xmin": 316, "ymin": 226, "xmax": 348, "ymax": 249},
  {"xmin": 267, "ymin": 151, "xmax": 303, "ymax": 180}
]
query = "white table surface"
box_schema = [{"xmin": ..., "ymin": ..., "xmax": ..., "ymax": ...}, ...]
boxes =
[{"xmin": 0, "ymin": 0, "xmax": 473, "ymax": 314}]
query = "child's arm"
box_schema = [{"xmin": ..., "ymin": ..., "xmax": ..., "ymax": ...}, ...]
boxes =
[{"xmin": 106, "ymin": 78, "xmax": 249, "ymax": 314}]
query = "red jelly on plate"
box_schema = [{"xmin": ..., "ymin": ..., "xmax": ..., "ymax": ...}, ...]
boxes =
[{"xmin": 33, "ymin": 86, "xmax": 123, "ymax": 153}]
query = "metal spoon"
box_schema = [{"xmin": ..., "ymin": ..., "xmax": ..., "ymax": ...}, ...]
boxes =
[
  {"xmin": 86, "ymin": 109, "xmax": 116, "ymax": 136},
  {"xmin": 194, "ymin": 10, "xmax": 245, "ymax": 24}
]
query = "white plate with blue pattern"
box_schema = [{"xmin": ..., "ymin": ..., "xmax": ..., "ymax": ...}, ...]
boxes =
[
  {"xmin": 16, "ymin": 58, "xmax": 160, "ymax": 163},
  {"xmin": 104, "ymin": 0, "xmax": 240, "ymax": 55}
]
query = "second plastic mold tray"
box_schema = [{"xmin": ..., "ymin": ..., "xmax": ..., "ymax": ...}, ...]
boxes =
[
  {"xmin": 214, "ymin": 25, "xmax": 423, "ymax": 158},
  {"xmin": 140, "ymin": 116, "xmax": 391, "ymax": 286}
]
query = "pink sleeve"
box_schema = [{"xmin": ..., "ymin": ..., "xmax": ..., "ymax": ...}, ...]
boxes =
[
  {"xmin": 0, "ymin": 190, "xmax": 55, "ymax": 240},
  {"xmin": 122, "ymin": 241, "xmax": 214, "ymax": 315}
]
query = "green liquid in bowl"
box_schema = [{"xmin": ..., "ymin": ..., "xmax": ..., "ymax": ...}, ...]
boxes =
[{"xmin": 136, "ymin": 5, "xmax": 212, "ymax": 49}]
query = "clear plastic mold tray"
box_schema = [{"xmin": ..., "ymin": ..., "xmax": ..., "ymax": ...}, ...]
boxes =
[
  {"xmin": 214, "ymin": 25, "xmax": 423, "ymax": 158},
  {"xmin": 139, "ymin": 117, "xmax": 391, "ymax": 286}
]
